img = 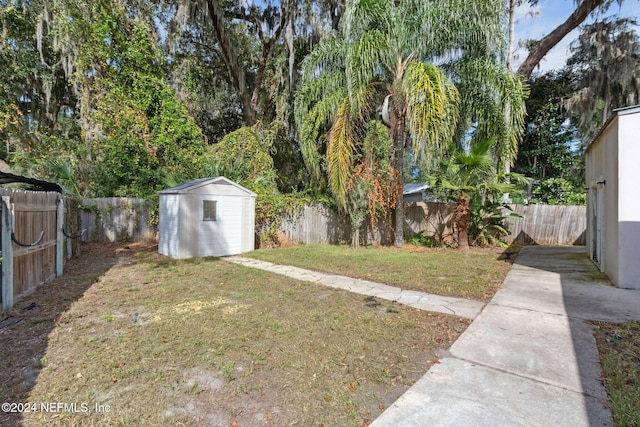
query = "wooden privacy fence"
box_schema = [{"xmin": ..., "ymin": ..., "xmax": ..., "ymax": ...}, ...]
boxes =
[
  {"xmin": 276, "ymin": 202, "xmax": 452, "ymax": 246},
  {"xmin": 26, "ymin": 197, "xmax": 584, "ymax": 250},
  {"xmin": 275, "ymin": 204, "xmax": 396, "ymax": 246},
  {"xmin": 78, "ymin": 198, "xmax": 154, "ymax": 243},
  {"xmin": 274, "ymin": 202, "xmax": 587, "ymax": 246},
  {"xmin": 276, "ymin": 204, "xmax": 351, "ymax": 245},
  {"xmin": 404, "ymin": 202, "xmax": 456, "ymax": 243},
  {"xmin": 504, "ymin": 204, "xmax": 587, "ymax": 245},
  {"xmin": 1, "ymin": 189, "xmax": 76, "ymax": 311}
]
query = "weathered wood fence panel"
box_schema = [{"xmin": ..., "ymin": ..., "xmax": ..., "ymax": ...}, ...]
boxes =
[
  {"xmin": 275, "ymin": 202, "xmax": 586, "ymax": 247},
  {"xmin": 277, "ymin": 204, "xmax": 351, "ymax": 245},
  {"xmin": 276, "ymin": 204, "xmax": 398, "ymax": 246},
  {"xmin": 1, "ymin": 189, "xmax": 75, "ymax": 311},
  {"xmin": 504, "ymin": 204, "xmax": 587, "ymax": 245},
  {"xmin": 78, "ymin": 198, "xmax": 154, "ymax": 243},
  {"xmin": 62, "ymin": 198, "xmax": 587, "ymax": 249},
  {"xmin": 404, "ymin": 202, "xmax": 456, "ymax": 242},
  {"xmin": 276, "ymin": 202, "xmax": 451, "ymax": 246}
]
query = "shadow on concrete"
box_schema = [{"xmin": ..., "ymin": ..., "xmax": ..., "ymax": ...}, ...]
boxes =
[
  {"xmin": 573, "ymin": 230, "xmax": 587, "ymax": 246},
  {"xmin": 510, "ymin": 246, "xmax": 640, "ymax": 426},
  {"xmin": 497, "ymin": 238, "xmax": 530, "ymax": 262},
  {"xmin": 509, "ymin": 230, "xmax": 538, "ymax": 246}
]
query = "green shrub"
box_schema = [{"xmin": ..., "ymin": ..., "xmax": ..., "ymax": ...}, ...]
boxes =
[
  {"xmin": 529, "ymin": 178, "xmax": 586, "ymax": 205},
  {"xmin": 406, "ymin": 231, "xmax": 436, "ymax": 247}
]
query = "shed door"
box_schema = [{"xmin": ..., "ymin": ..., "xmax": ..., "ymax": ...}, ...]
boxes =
[
  {"xmin": 198, "ymin": 197, "xmax": 222, "ymax": 256},
  {"xmin": 590, "ymin": 187, "xmax": 602, "ymax": 267},
  {"xmin": 198, "ymin": 196, "xmax": 244, "ymax": 256}
]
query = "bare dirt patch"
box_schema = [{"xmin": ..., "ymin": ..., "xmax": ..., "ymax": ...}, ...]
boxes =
[{"xmin": 0, "ymin": 243, "xmax": 146, "ymax": 426}]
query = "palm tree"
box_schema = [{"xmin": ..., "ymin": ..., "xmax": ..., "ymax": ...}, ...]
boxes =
[
  {"xmin": 295, "ymin": 0, "xmax": 527, "ymax": 247},
  {"xmin": 428, "ymin": 139, "xmax": 526, "ymax": 251}
]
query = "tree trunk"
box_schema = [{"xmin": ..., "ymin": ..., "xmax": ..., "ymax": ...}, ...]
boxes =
[
  {"xmin": 456, "ymin": 192, "xmax": 470, "ymax": 251},
  {"xmin": 507, "ymin": 0, "xmax": 516, "ymax": 71},
  {"xmin": 390, "ymin": 99, "xmax": 406, "ymax": 247},
  {"xmin": 351, "ymin": 223, "xmax": 361, "ymax": 248},
  {"xmin": 206, "ymin": 0, "xmax": 256, "ymax": 125},
  {"xmin": 250, "ymin": 5, "xmax": 287, "ymax": 116},
  {"xmin": 393, "ymin": 151, "xmax": 404, "ymax": 247},
  {"xmin": 517, "ymin": 0, "xmax": 604, "ymax": 78}
]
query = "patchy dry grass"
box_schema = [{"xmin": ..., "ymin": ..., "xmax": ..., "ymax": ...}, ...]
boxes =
[
  {"xmin": 593, "ymin": 321, "xmax": 640, "ymax": 426},
  {"xmin": 1, "ymin": 243, "xmax": 470, "ymax": 427},
  {"xmin": 247, "ymin": 244, "xmax": 518, "ymax": 302}
]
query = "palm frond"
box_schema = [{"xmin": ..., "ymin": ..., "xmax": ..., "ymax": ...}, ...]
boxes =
[
  {"xmin": 342, "ymin": 0, "xmax": 390, "ymax": 38},
  {"xmin": 298, "ymin": 88, "xmax": 347, "ymax": 183},
  {"xmin": 327, "ymin": 99, "xmax": 360, "ymax": 209},
  {"xmin": 404, "ymin": 61, "xmax": 459, "ymax": 164},
  {"xmin": 444, "ymin": 56, "xmax": 527, "ymax": 165},
  {"xmin": 295, "ymin": 34, "xmax": 350, "ymax": 186},
  {"xmin": 345, "ymin": 29, "xmax": 388, "ymax": 113},
  {"xmin": 416, "ymin": 0, "xmax": 507, "ymax": 61}
]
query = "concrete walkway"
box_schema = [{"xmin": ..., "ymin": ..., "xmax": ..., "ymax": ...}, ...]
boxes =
[
  {"xmin": 371, "ymin": 246, "xmax": 640, "ymax": 427},
  {"xmin": 228, "ymin": 247, "xmax": 640, "ymax": 426}
]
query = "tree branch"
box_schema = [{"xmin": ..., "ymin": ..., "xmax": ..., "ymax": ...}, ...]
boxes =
[
  {"xmin": 517, "ymin": 0, "xmax": 604, "ymax": 78},
  {"xmin": 250, "ymin": 4, "xmax": 288, "ymax": 111}
]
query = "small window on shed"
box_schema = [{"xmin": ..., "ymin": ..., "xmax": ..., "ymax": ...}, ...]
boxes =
[{"xmin": 203, "ymin": 200, "xmax": 217, "ymax": 221}]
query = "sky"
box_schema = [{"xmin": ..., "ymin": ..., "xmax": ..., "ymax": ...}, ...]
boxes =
[{"xmin": 513, "ymin": 0, "xmax": 640, "ymax": 74}]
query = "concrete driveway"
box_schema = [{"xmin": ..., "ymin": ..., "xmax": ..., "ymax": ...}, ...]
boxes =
[{"xmin": 371, "ymin": 246, "xmax": 640, "ymax": 427}]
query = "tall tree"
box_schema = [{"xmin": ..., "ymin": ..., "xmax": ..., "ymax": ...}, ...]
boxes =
[
  {"xmin": 168, "ymin": 0, "xmax": 343, "ymax": 192},
  {"xmin": 10, "ymin": 0, "xmax": 206, "ymax": 197},
  {"xmin": 0, "ymin": 0, "xmax": 78, "ymax": 157},
  {"xmin": 564, "ymin": 17, "xmax": 640, "ymax": 140},
  {"xmin": 296, "ymin": 0, "xmax": 526, "ymax": 247},
  {"xmin": 173, "ymin": 0, "xmax": 311, "ymax": 127},
  {"xmin": 514, "ymin": 71, "xmax": 583, "ymax": 187}
]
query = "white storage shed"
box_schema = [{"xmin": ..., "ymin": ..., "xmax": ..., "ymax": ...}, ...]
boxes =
[{"xmin": 158, "ymin": 177, "xmax": 256, "ymax": 259}]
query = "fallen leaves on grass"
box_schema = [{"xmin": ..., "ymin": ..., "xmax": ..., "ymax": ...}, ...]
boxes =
[{"xmin": 3, "ymin": 243, "xmax": 472, "ymax": 427}]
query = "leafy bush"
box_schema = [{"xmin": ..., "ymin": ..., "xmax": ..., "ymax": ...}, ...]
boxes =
[
  {"xmin": 406, "ymin": 231, "xmax": 436, "ymax": 247},
  {"xmin": 201, "ymin": 126, "xmax": 278, "ymax": 188},
  {"xmin": 468, "ymin": 198, "xmax": 522, "ymax": 247},
  {"xmin": 529, "ymin": 178, "xmax": 586, "ymax": 205},
  {"xmin": 199, "ymin": 126, "xmax": 310, "ymax": 247}
]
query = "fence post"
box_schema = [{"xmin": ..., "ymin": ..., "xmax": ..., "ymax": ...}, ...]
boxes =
[
  {"xmin": 2, "ymin": 195, "xmax": 14, "ymax": 311},
  {"xmin": 56, "ymin": 197, "xmax": 64, "ymax": 277}
]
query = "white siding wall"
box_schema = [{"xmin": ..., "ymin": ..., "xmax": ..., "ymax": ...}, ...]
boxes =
[
  {"xmin": 241, "ymin": 197, "xmax": 256, "ymax": 252},
  {"xmin": 197, "ymin": 196, "xmax": 244, "ymax": 257},
  {"xmin": 586, "ymin": 121, "xmax": 612, "ymax": 273},
  {"xmin": 159, "ymin": 195, "xmax": 180, "ymax": 257},
  {"xmin": 589, "ymin": 118, "xmax": 619, "ymax": 284},
  {"xmin": 617, "ymin": 113, "xmax": 640, "ymax": 289}
]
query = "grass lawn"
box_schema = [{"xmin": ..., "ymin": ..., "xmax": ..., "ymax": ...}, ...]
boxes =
[
  {"xmin": 246, "ymin": 244, "xmax": 519, "ymax": 302},
  {"xmin": 593, "ymin": 321, "xmax": 640, "ymax": 426},
  {"xmin": 1, "ymin": 243, "xmax": 470, "ymax": 427}
]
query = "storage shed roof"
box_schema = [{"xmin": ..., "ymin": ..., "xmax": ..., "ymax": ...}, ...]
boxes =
[
  {"xmin": 158, "ymin": 176, "xmax": 256, "ymax": 196},
  {"xmin": 586, "ymin": 104, "xmax": 640, "ymax": 153},
  {"xmin": 403, "ymin": 183, "xmax": 430, "ymax": 196}
]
